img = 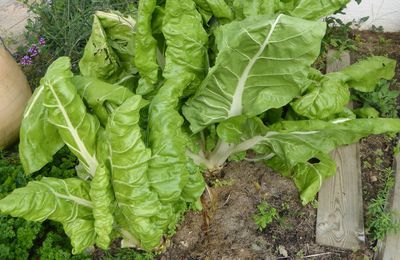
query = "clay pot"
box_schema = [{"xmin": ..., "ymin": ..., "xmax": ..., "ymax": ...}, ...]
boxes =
[{"xmin": 0, "ymin": 46, "xmax": 32, "ymax": 148}]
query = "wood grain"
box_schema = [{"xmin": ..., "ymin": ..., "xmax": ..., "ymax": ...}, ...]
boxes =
[
  {"xmin": 376, "ymin": 155, "xmax": 400, "ymax": 260},
  {"xmin": 315, "ymin": 50, "xmax": 365, "ymax": 250}
]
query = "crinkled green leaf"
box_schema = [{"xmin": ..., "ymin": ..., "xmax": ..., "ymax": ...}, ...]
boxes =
[
  {"xmin": 161, "ymin": 0, "xmax": 208, "ymax": 96},
  {"xmin": 353, "ymin": 107, "xmax": 380, "ymax": 118},
  {"xmin": 268, "ymin": 118, "xmax": 400, "ymax": 155},
  {"xmin": 205, "ymin": 0, "xmax": 234, "ymax": 21},
  {"xmin": 214, "ymin": 117, "xmax": 400, "ymax": 203},
  {"xmin": 106, "ymin": 95, "xmax": 162, "ymax": 250},
  {"xmin": 340, "ymin": 56, "xmax": 396, "ymax": 92},
  {"xmin": 90, "ymin": 164, "xmax": 114, "ymax": 249},
  {"xmin": 135, "ymin": 0, "xmax": 159, "ymax": 95},
  {"xmin": 291, "ymin": 57, "xmax": 396, "ymax": 119},
  {"xmin": 293, "ymin": 154, "xmax": 336, "ymax": 205},
  {"xmin": 19, "ymin": 85, "xmax": 64, "ymax": 175},
  {"xmin": 43, "ymin": 57, "xmax": 100, "ymax": 177},
  {"xmin": 96, "ymin": 11, "xmax": 137, "ymax": 74},
  {"xmin": 291, "ymin": 74, "xmax": 350, "ymax": 119},
  {"xmin": 0, "ymin": 177, "xmax": 95, "ymax": 254},
  {"xmin": 194, "ymin": 0, "xmax": 212, "ymax": 12},
  {"xmin": 145, "ymin": 0, "xmax": 206, "ymax": 237},
  {"xmin": 183, "ymin": 14, "xmax": 326, "ymax": 132},
  {"xmin": 181, "ymin": 164, "xmax": 205, "ymax": 209},
  {"xmin": 232, "ymin": 0, "xmax": 276, "ymax": 19},
  {"xmin": 217, "ymin": 115, "xmax": 266, "ymax": 144},
  {"xmin": 79, "ymin": 12, "xmax": 136, "ymax": 84},
  {"xmin": 147, "ymin": 0, "xmax": 206, "ymax": 203},
  {"xmin": 266, "ymin": 152, "xmax": 336, "ymax": 205},
  {"xmin": 262, "ymin": 118, "xmax": 400, "ymax": 203},
  {"xmin": 63, "ymin": 219, "xmax": 96, "ymax": 254},
  {"xmin": 79, "ymin": 15, "xmax": 122, "ymax": 82},
  {"xmin": 72, "ymin": 76, "xmax": 135, "ymax": 125},
  {"xmin": 288, "ymin": 0, "xmax": 350, "ymax": 20}
]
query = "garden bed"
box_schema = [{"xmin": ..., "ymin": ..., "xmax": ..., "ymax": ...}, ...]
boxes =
[
  {"xmin": 1, "ymin": 1, "xmax": 400, "ymax": 258},
  {"xmin": 159, "ymin": 30, "xmax": 400, "ymax": 259}
]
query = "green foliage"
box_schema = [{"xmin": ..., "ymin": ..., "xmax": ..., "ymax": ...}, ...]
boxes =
[
  {"xmin": 253, "ymin": 201, "xmax": 278, "ymax": 231},
  {"xmin": 0, "ymin": 215, "xmax": 41, "ymax": 260},
  {"xmin": 323, "ymin": 16, "xmax": 360, "ymax": 53},
  {"xmin": 366, "ymin": 168, "xmax": 400, "ymax": 241},
  {"xmin": 38, "ymin": 224, "xmax": 91, "ymax": 260},
  {"xmin": 21, "ymin": 0, "xmax": 137, "ymax": 70},
  {"xmin": 2, "ymin": 0, "xmax": 400, "ymax": 254},
  {"xmin": 352, "ymin": 80, "xmax": 400, "ymax": 118},
  {"xmin": 0, "ymin": 148, "xmax": 91, "ymax": 259}
]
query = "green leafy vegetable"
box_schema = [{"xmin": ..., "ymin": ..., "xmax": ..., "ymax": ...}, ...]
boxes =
[
  {"xmin": 2, "ymin": 1, "xmax": 400, "ymax": 254},
  {"xmin": 135, "ymin": 0, "xmax": 159, "ymax": 95},
  {"xmin": 183, "ymin": 14, "xmax": 326, "ymax": 132},
  {"xmin": 19, "ymin": 85, "xmax": 64, "ymax": 174},
  {"xmin": 89, "ymin": 164, "xmax": 114, "ymax": 249},
  {"xmin": 0, "ymin": 177, "xmax": 95, "ymax": 254}
]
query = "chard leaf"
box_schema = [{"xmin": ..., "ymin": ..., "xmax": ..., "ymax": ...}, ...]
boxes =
[
  {"xmin": 217, "ymin": 115, "xmax": 266, "ymax": 144},
  {"xmin": 147, "ymin": 0, "xmax": 207, "ymax": 202},
  {"xmin": 194, "ymin": 0, "xmax": 212, "ymax": 12},
  {"xmin": 353, "ymin": 107, "xmax": 380, "ymax": 118},
  {"xmin": 232, "ymin": 0, "xmax": 276, "ymax": 19},
  {"xmin": 161, "ymin": 0, "xmax": 208, "ymax": 96},
  {"xmin": 145, "ymin": 0, "xmax": 206, "ymax": 236},
  {"xmin": 204, "ymin": 0, "xmax": 234, "ymax": 21},
  {"xmin": 79, "ymin": 15, "xmax": 122, "ymax": 82},
  {"xmin": 63, "ymin": 219, "xmax": 96, "ymax": 254},
  {"xmin": 107, "ymin": 95, "xmax": 162, "ymax": 250},
  {"xmin": 90, "ymin": 164, "xmax": 114, "ymax": 249},
  {"xmin": 214, "ymin": 117, "xmax": 400, "ymax": 204},
  {"xmin": 267, "ymin": 119, "xmax": 400, "ymax": 156},
  {"xmin": 19, "ymin": 85, "xmax": 64, "ymax": 174},
  {"xmin": 95, "ymin": 11, "xmax": 137, "ymax": 74},
  {"xmin": 79, "ymin": 12, "xmax": 136, "ymax": 84},
  {"xmin": 291, "ymin": 57, "xmax": 396, "ymax": 119},
  {"xmin": 135, "ymin": 0, "xmax": 159, "ymax": 95},
  {"xmin": 72, "ymin": 76, "xmax": 135, "ymax": 125},
  {"xmin": 183, "ymin": 14, "xmax": 326, "ymax": 133},
  {"xmin": 291, "ymin": 74, "xmax": 350, "ymax": 119},
  {"xmin": 262, "ymin": 118, "xmax": 400, "ymax": 203},
  {"xmin": 288, "ymin": 0, "xmax": 350, "ymax": 20},
  {"xmin": 43, "ymin": 57, "xmax": 100, "ymax": 177},
  {"xmin": 0, "ymin": 177, "xmax": 95, "ymax": 254},
  {"xmin": 340, "ymin": 56, "xmax": 396, "ymax": 92},
  {"xmin": 267, "ymin": 153, "xmax": 336, "ymax": 205}
]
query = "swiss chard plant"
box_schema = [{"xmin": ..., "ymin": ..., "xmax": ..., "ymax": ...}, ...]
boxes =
[{"xmin": 1, "ymin": 0, "xmax": 399, "ymax": 254}]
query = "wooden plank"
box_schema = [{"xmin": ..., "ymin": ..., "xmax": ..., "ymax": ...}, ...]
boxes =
[
  {"xmin": 376, "ymin": 155, "xmax": 400, "ymax": 260},
  {"xmin": 316, "ymin": 50, "xmax": 366, "ymax": 250}
]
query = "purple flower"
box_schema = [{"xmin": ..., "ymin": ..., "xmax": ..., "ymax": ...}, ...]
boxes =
[
  {"xmin": 28, "ymin": 44, "xmax": 39, "ymax": 57},
  {"xmin": 39, "ymin": 37, "xmax": 46, "ymax": 46},
  {"xmin": 20, "ymin": 55, "xmax": 32, "ymax": 65}
]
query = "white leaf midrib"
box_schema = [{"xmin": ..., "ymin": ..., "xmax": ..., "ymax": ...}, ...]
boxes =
[
  {"xmin": 47, "ymin": 81, "xmax": 98, "ymax": 176},
  {"xmin": 24, "ymin": 85, "xmax": 44, "ymax": 118},
  {"xmin": 228, "ymin": 14, "xmax": 284, "ymax": 117}
]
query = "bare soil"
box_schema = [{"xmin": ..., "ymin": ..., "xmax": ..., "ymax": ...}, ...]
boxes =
[{"xmin": 160, "ymin": 161, "xmax": 363, "ymax": 259}]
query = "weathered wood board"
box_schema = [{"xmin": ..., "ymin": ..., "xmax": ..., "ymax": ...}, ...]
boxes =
[
  {"xmin": 316, "ymin": 50, "xmax": 366, "ymax": 250},
  {"xmin": 376, "ymin": 155, "xmax": 400, "ymax": 260}
]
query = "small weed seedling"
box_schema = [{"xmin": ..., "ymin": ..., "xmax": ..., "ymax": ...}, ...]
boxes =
[
  {"xmin": 253, "ymin": 201, "xmax": 278, "ymax": 231},
  {"xmin": 352, "ymin": 79, "xmax": 400, "ymax": 118},
  {"xmin": 211, "ymin": 178, "xmax": 235, "ymax": 188},
  {"xmin": 366, "ymin": 168, "xmax": 400, "ymax": 241}
]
